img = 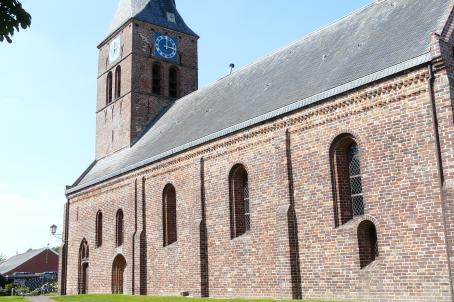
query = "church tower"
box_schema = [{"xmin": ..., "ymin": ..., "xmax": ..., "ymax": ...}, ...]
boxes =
[{"xmin": 95, "ymin": 0, "xmax": 198, "ymax": 159}]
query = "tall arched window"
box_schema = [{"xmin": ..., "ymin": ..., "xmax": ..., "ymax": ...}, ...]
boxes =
[
  {"xmin": 106, "ymin": 71, "xmax": 113, "ymax": 104},
  {"xmin": 116, "ymin": 209, "xmax": 124, "ymax": 247},
  {"xmin": 357, "ymin": 220, "xmax": 379, "ymax": 268},
  {"xmin": 330, "ymin": 134, "xmax": 364, "ymax": 227},
  {"xmin": 112, "ymin": 254, "xmax": 127, "ymax": 294},
  {"xmin": 229, "ymin": 164, "xmax": 251, "ymax": 239},
  {"xmin": 78, "ymin": 239, "xmax": 89, "ymax": 294},
  {"xmin": 168, "ymin": 67, "xmax": 179, "ymax": 98},
  {"xmin": 152, "ymin": 63, "xmax": 162, "ymax": 95},
  {"xmin": 114, "ymin": 65, "xmax": 121, "ymax": 99},
  {"xmin": 95, "ymin": 211, "xmax": 103, "ymax": 248},
  {"xmin": 163, "ymin": 184, "xmax": 177, "ymax": 246}
]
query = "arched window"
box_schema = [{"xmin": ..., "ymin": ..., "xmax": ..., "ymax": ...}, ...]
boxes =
[
  {"xmin": 116, "ymin": 209, "xmax": 124, "ymax": 247},
  {"xmin": 78, "ymin": 239, "xmax": 89, "ymax": 294},
  {"xmin": 112, "ymin": 254, "xmax": 127, "ymax": 294},
  {"xmin": 229, "ymin": 164, "xmax": 251, "ymax": 239},
  {"xmin": 163, "ymin": 184, "xmax": 177, "ymax": 246},
  {"xmin": 357, "ymin": 220, "xmax": 379, "ymax": 268},
  {"xmin": 330, "ymin": 134, "xmax": 364, "ymax": 227},
  {"xmin": 152, "ymin": 63, "xmax": 162, "ymax": 95},
  {"xmin": 106, "ymin": 71, "xmax": 113, "ymax": 104},
  {"xmin": 114, "ymin": 65, "xmax": 121, "ymax": 99},
  {"xmin": 168, "ymin": 67, "xmax": 179, "ymax": 98},
  {"xmin": 95, "ymin": 211, "xmax": 103, "ymax": 248}
]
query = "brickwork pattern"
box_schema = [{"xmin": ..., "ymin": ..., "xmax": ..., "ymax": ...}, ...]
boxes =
[
  {"xmin": 95, "ymin": 21, "xmax": 198, "ymax": 159},
  {"xmin": 61, "ymin": 6, "xmax": 454, "ymax": 301},
  {"xmin": 65, "ymin": 63, "xmax": 454, "ymax": 301}
]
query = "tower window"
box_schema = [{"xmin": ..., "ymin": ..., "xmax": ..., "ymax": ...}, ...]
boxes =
[
  {"xmin": 229, "ymin": 164, "xmax": 251, "ymax": 239},
  {"xmin": 116, "ymin": 209, "xmax": 124, "ymax": 247},
  {"xmin": 115, "ymin": 65, "xmax": 121, "ymax": 99},
  {"xmin": 169, "ymin": 67, "xmax": 179, "ymax": 98},
  {"xmin": 106, "ymin": 71, "xmax": 113, "ymax": 104},
  {"xmin": 95, "ymin": 211, "xmax": 103, "ymax": 248},
  {"xmin": 357, "ymin": 220, "xmax": 379, "ymax": 268},
  {"xmin": 330, "ymin": 134, "xmax": 364, "ymax": 227},
  {"xmin": 163, "ymin": 184, "xmax": 177, "ymax": 246},
  {"xmin": 152, "ymin": 63, "xmax": 162, "ymax": 95}
]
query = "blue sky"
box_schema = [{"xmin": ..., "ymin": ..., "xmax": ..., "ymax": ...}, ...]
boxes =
[{"xmin": 0, "ymin": 0, "xmax": 370, "ymax": 258}]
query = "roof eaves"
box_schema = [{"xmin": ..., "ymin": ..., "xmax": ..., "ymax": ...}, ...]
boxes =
[{"xmin": 66, "ymin": 52, "xmax": 432, "ymax": 196}]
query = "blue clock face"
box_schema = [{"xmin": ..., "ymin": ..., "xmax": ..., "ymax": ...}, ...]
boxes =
[{"xmin": 154, "ymin": 33, "xmax": 178, "ymax": 62}]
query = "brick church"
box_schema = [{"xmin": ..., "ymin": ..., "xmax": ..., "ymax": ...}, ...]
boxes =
[{"xmin": 60, "ymin": 0, "xmax": 454, "ymax": 301}]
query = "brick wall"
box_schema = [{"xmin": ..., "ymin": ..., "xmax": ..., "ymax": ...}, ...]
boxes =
[
  {"xmin": 65, "ymin": 61, "xmax": 454, "ymax": 301},
  {"xmin": 95, "ymin": 21, "xmax": 198, "ymax": 160}
]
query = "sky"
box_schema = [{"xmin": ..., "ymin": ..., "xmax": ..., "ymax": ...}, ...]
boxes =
[{"xmin": 0, "ymin": 0, "xmax": 370, "ymax": 258}]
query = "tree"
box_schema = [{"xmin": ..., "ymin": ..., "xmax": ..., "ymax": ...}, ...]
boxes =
[
  {"xmin": 0, "ymin": 253, "xmax": 6, "ymax": 263},
  {"xmin": 0, "ymin": 0, "xmax": 31, "ymax": 43}
]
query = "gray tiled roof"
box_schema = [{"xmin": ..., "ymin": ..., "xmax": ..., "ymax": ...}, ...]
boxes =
[
  {"xmin": 68, "ymin": 0, "xmax": 452, "ymax": 194},
  {"xmin": 0, "ymin": 248, "xmax": 58, "ymax": 275},
  {"xmin": 109, "ymin": 0, "xmax": 198, "ymax": 37}
]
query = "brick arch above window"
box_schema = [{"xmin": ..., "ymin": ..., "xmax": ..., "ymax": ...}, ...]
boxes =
[
  {"xmin": 79, "ymin": 238, "xmax": 89, "ymax": 261},
  {"xmin": 116, "ymin": 209, "xmax": 124, "ymax": 247},
  {"xmin": 330, "ymin": 134, "xmax": 365, "ymax": 227},
  {"xmin": 229, "ymin": 164, "xmax": 251, "ymax": 239},
  {"xmin": 106, "ymin": 71, "xmax": 113, "ymax": 105},
  {"xmin": 114, "ymin": 65, "xmax": 121, "ymax": 99},
  {"xmin": 357, "ymin": 220, "xmax": 379, "ymax": 269},
  {"xmin": 163, "ymin": 184, "xmax": 177, "ymax": 247},
  {"xmin": 95, "ymin": 211, "xmax": 103, "ymax": 248}
]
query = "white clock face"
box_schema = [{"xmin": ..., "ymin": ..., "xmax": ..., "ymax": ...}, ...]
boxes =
[
  {"xmin": 155, "ymin": 35, "xmax": 177, "ymax": 60},
  {"xmin": 109, "ymin": 36, "xmax": 121, "ymax": 63}
]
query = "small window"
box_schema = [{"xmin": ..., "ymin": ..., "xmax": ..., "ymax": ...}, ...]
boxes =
[
  {"xmin": 114, "ymin": 65, "xmax": 121, "ymax": 99},
  {"xmin": 95, "ymin": 211, "xmax": 103, "ymax": 248},
  {"xmin": 152, "ymin": 63, "xmax": 162, "ymax": 95},
  {"xmin": 330, "ymin": 134, "xmax": 364, "ymax": 227},
  {"xmin": 229, "ymin": 164, "xmax": 251, "ymax": 238},
  {"xmin": 169, "ymin": 67, "xmax": 179, "ymax": 98},
  {"xmin": 163, "ymin": 184, "xmax": 177, "ymax": 246},
  {"xmin": 106, "ymin": 72, "xmax": 113, "ymax": 104},
  {"xmin": 357, "ymin": 220, "xmax": 379, "ymax": 268},
  {"xmin": 116, "ymin": 209, "xmax": 124, "ymax": 247},
  {"xmin": 79, "ymin": 239, "xmax": 89, "ymax": 262}
]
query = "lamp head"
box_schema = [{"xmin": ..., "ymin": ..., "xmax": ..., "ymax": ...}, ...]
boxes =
[{"xmin": 50, "ymin": 224, "xmax": 57, "ymax": 236}]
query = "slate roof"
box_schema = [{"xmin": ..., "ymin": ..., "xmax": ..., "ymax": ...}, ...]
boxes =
[
  {"xmin": 0, "ymin": 248, "xmax": 58, "ymax": 275},
  {"xmin": 67, "ymin": 0, "xmax": 452, "ymax": 194},
  {"xmin": 108, "ymin": 0, "xmax": 198, "ymax": 38}
]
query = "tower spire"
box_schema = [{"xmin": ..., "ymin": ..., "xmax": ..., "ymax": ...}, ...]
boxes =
[{"xmin": 109, "ymin": 0, "xmax": 197, "ymax": 38}]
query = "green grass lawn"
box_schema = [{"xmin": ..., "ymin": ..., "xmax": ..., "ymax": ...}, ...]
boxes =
[
  {"xmin": 0, "ymin": 297, "xmax": 25, "ymax": 302},
  {"xmin": 52, "ymin": 295, "xmax": 344, "ymax": 302}
]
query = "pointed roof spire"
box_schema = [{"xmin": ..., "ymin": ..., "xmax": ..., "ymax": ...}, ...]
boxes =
[{"xmin": 109, "ymin": 0, "xmax": 198, "ymax": 37}]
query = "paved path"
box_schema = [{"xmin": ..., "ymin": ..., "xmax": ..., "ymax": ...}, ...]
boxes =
[{"xmin": 25, "ymin": 296, "xmax": 54, "ymax": 302}]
